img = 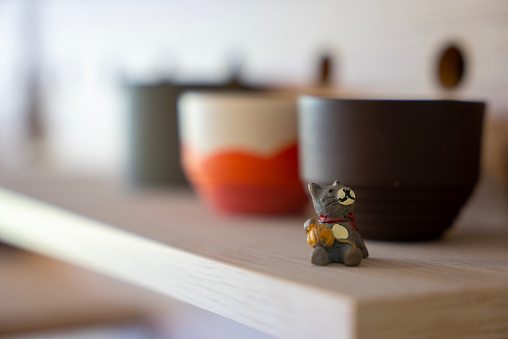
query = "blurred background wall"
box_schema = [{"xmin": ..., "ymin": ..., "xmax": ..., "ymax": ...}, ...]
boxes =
[
  {"xmin": 1, "ymin": 0, "xmax": 507, "ymax": 178},
  {"xmin": 1, "ymin": 2, "xmax": 507, "ymax": 338}
]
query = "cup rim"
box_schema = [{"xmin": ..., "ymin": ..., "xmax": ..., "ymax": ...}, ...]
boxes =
[{"xmin": 180, "ymin": 90, "xmax": 298, "ymax": 101}]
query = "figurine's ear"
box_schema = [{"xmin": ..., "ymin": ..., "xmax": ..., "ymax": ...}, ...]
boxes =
[
  {"xmin": 308, "ymin": 183, "xmax": 324, "ymax": 198},
  {"xmin": 333, "ymin": 180, "xmax": 342, "ymax": 186}
]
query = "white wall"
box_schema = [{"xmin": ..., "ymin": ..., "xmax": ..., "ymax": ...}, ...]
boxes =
[{"xmin": 1, "ymin": 0, "xmax": 507, "ymax": 174}]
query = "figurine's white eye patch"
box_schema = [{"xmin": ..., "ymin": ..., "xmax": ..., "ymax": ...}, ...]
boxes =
[{"xmin": 337, "ymin": 188, "xmax": 355, "ymax": 205}]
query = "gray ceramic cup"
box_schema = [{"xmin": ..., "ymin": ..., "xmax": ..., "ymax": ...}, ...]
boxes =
[
  {"xmin": 126, "ymin": 83, "xmax": 186, "ymax": 185},
  {"xmin": 298, "ymin": 96, "xmax": 485, "ymax": 241}
]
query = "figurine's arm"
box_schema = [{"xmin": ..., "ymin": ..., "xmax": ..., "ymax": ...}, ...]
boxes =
[
  {"xmin": 305, "ymin": 218, "xmax": 335, "ymax": 248},
  {"xmin": 304, "ymin": 218, "xmax": 316, "ymax": 232}
]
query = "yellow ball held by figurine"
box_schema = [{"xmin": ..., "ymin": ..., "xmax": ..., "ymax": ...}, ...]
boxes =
[{"xmin": 304, "ymin": 219, "xmax": 334, "ymax": 248}]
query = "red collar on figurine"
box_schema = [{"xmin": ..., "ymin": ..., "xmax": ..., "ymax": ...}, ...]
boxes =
[
  {"xmin": 318, "ymin": 215, "xmax": 347, "ymax": 223},
  {"xmin": 319, "ymin": 213, "xmax": 358, "ymax": 231}
]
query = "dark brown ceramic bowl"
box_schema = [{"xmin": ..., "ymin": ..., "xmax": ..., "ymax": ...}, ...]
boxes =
[{"xmin": 298, "ymin": 97, "xmax": 485, "ymax": 241}]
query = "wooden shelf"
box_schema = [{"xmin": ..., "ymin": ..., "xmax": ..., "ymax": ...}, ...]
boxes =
[
  {"xmin": 0, "ymin": 173, "xmax": 507, "ymax": 339},
  {"xmin": 0, "ymin": 245, "xmax": 166, "ymax": 335}
]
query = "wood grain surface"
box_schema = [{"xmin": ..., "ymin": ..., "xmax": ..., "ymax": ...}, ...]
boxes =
[
  {"xmin": 0, "ymin": 173, "xmax": 507, "ymax": 339},
  {"xmin": 0, "ymin": 246, "xmax": 169, "ymax": 335}
]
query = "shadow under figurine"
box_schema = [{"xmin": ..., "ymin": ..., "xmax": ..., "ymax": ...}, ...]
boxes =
[{"xmin": 304, "ymin": 181, "xmax": 369, "ymax": 266}]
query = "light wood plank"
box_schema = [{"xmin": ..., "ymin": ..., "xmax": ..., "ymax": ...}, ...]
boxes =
[
  {"xmin": 0, "ymin": 173, "xmax": 507, "ymax": 338},
  {"xmin": 0, "ymin": 246, "xmax": 168, "ymax": 335}
]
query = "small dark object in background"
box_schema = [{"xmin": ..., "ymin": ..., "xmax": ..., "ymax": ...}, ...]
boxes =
[{"xmin": 438, "ymin": 44, "xmax": 466, "ymax": 89}]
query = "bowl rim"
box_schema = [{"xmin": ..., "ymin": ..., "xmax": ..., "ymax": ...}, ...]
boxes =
[{"xmin": 298, "ymin": 95, "xmax": 486, "ymax": 106}]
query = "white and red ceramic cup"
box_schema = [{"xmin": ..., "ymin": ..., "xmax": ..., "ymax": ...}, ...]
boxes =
[{"xmin": 178, "ymin": 92, "xmax": 307, "ymax": 214}]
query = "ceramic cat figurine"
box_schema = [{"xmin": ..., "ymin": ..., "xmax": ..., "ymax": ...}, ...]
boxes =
[{"xmin": 304, "ymin": 181, "xmax": 369, "ymax": 266}]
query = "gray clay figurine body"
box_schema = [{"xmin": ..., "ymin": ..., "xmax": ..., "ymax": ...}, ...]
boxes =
[{"xmin": 304, "ymin": 181, "xmax": 368, "ymax": 266}]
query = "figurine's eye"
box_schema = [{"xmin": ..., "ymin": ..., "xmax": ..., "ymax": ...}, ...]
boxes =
[
  {"xmin": 337, "ymin": 188, "xmax": 356, "ymax": 205},
  {"xmin": 328, "ymin": 189, "xmax": 333, "ymax": 193}
]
